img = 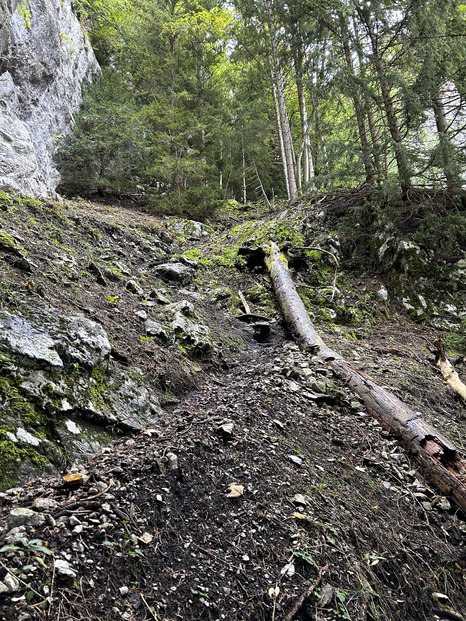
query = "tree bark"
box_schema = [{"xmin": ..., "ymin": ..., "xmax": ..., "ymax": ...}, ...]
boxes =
[
  {"xmin": 265, "ymin": 0, "xmax": 298, "ymax": 202},
  {"xmin": 293, "ymin": 41, "xmax": 315, "ymax": 190},
  {"xmin": 340, "ymin": 24, "xmax": 376, "ymax": 183},
  {"xmin": 432, "ymin": 92, "xmax": 461, "ymax": 192},
  {"xmin": 368, "ymin": 29, "xmax": 412, "ymax": 197},
  {"xmin": 271, "ymin": 81, "xmax": 290, "ymax": 198},
  {"xmin": 265, "ymin": 242, "xmax": 466, "ymax": 514}
]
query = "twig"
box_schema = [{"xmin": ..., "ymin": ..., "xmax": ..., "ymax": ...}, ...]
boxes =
[
  {"xmin": 284, "ymin": 562, "xmax": 329, "ymax": 621},
  {"xmin": 141, "ymin": 592, "xmax": 159, "ymax": 620},
  {"xmin": 0, "ymin": 559, "xmax": 45, "ymax": 600},
  {"xmin": 432, "ymin": 608, "xmax": 466, "ymax": 621},
  {"xmin": 238, "ymin": 290, "xmax": 251, "ymax": 314}
]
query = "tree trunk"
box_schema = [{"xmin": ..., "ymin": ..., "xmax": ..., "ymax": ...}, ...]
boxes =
[
  {"xmin": 293, "ymin": 42, "xmax": 315, "ymax": 190},
  {"xmin": 351, "ymin": 15, "xmax": 384, "ymax": 180},
  {"xmin": 340, "ymin": 25, "xmax": 376, "ymax": 183},
  {"xmin": 310, "ymin": 90, "xmax": 330, "ymax": 188},
  {"xmin": 432, "ymin": 92, "xmax": 461, "ymax": 192},
  {"xmin": 265, "ymin": 242, "xmax": 466, "ymax": 514},
  {"xmin": 368, "ymin": 30, "xmax": 412, "ymax": 197},
  {"xmin": 241, "ymin": 134, "xmax": 247, "ymax": 204},
  {"xmin": 265, "ymin": 0, "xmax": 298, "ymax": 202},
  {"xmin": 271, "ymin": 81, "xmax": 290, "ymax": 198}
]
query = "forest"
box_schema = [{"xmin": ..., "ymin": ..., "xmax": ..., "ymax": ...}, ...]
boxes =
[{"xmin": 60, "ymin": 0, "xmax": 466, "ymax": 214}]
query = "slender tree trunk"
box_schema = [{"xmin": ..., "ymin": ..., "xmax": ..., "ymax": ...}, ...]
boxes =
[
  {"xmin": 293, "ymin": 43, "xmax": 315, "ymax": 190},
  {"xmin": 272, "ymin": 82, "xmax": 290, "ymax": 198},
  {"xmin": 340, "ymin": 25, "xmax": 375, "ymax": 183},
  {"xmin": 310, "ymin": 90, "xmax": 330, "ymax": 187},
  {"xmin": 432, "ymin": 92, "xmax": 460, "ymax": 192},
  {"xmin": 368, "ymin": 28, "xmax": 412, "ymax": 197},
  {"xmin": 351, "ymin": 16, "xmax": 384, "ymax": 180},
  {"xmin": 219, "ymin": 141, "xmax": 223, "ymax": 189},
  {"xmin": 265, "ymin": 0, "xmax": 298, "ymax": 201},
  {"xmin": 242, "ymin": 134, "xmax": 247, "ymax": 204}
]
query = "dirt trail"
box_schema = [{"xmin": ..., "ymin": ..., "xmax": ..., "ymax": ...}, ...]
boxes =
[{"xmin": 1, "ymin": 334, "xmax": 465, "ymax": 621}]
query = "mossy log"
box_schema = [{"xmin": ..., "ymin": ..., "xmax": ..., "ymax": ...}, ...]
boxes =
[
  {"xmin": 435, "ymin": 339, "xmax": 466, "ymax": 402},
  {"xmin": 265, "ymin": 242, "xmax": 466, "ymax": 514}
]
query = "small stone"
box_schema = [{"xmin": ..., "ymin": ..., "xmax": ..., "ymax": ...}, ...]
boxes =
[
  {"xmin": 135, "ymin": 310, "xmax": 148, "ymax": 320},
  {"xmin": 166, "ymin": 300, "xmax": 195, "ymax": 316},
  {"xmin": 292, "ymin": 494, "xmax": 308, "ymax": 505},
  {"xmin": 119, "ymin": 586, "xmax": 129, "ymax": 596},
  {"xmin": 54, "ymin": 559, "xmax": 77, "ymax": 579},
  {"xmin": 144, "ymin": 320, "xmax": 168, "ymax": 341},
  {"xmin": 242, "ymin": 554, "xmax": 250, "ymax": 562},
  {"xmin": 436, "ymin": 497, "xmax": 451, "ymax": 512},
  {"xmin": 7, "ymin": 508, "xmax": 37, "ymax": 530},
  {"xmin": 376, "ymin": 286, "xmax": 389, "ymax": 303},
  {"xmin": 3, "ymin": 573, "xmax": 20, "ymax": 593},
  {"xmin": 72, "ymin": 525, "xmax": 84, "ymax": 535},
  {"xmin": 33, "ymin": 497, "xmax": 58, "ymax": 512},
  {"xmin": 166, "ymin": 452, "xmax": 178, "ymax": 470},
  {"xmin": 69, "ymin": 515, "xmax": 81, "ymax": 526},
  {"xmin": 154, "ymin": 263, "xmax": 195, "ymax": 284},
  {"xmin": 421, "ymin": 501, "xmax": 432, "ymax": 511},
  {"xmin": 219, "ymin": 422, "xmax": 234, "ymax": 436},
  {"xmin": 126, "ymin": 279, "xmax": 144, "ymax": 295},
  {"xmin": 288, "ymin": 455, "xmax": 303, "ymax": 466}
]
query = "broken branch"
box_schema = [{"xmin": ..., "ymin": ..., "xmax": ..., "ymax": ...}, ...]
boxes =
[{"xmin": 435, "ymin": 339, "xmax": 466, "ymax": 402}]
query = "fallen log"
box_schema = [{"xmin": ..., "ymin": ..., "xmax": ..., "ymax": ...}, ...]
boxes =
[
  {"xmin": 264, "ymin": 242, "xmax": 466, "ymax": 514},
  {"xmin": 435, "ymin": 339, "xmax": 466, "ymax": 402}
]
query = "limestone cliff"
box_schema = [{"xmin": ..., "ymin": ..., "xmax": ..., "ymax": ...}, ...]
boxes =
[{"xmin": 0, "ymin": 0, "xmax": 99, "ymax": 198}]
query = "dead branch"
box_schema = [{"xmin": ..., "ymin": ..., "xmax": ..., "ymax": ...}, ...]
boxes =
[
  {"xmin": 264, "ymin": 242, "xmax": 466, "ymax": 514},
  {"xmin": 284, "ymin": 563, "xmax": 329, "ymax": 621},
  {"xmin": 435, "ymin": 339, "xmax": 466, "ymax": 402}
]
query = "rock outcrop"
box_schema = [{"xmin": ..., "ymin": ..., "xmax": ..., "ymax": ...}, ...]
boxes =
[
  {"xmin": 0, "ymin": 300, "xmax": 162, "ymax": 488},
  {"xmin": 0, "ymin": 0, "xmax": 99, "ymax": 198}
]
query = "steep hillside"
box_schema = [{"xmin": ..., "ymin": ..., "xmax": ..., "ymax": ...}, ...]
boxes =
[{"xmin": 0, "ymin": 192, "xmax": 465, "ymax": 620}]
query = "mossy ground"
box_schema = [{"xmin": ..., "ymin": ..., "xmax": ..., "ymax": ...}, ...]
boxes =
[{"xmin": 0, "ymin": 189, "xmax": 464, "ymax": 491}]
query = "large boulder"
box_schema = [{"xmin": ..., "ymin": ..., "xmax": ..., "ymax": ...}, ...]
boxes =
[{"xmin": 0, "ymin": 0, "xmax": 99, "ymax": 198}]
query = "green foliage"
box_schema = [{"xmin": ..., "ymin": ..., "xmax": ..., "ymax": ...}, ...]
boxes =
[
  {"xmin": 61, "ymin": 0, "xmax": 466, "ymax": 208},
  {"xmin": 18, "ymin": 0, "xmax": 32, "ymax": 29},
  {"xmin": 59, "ymin": 70, "xmax": 149, "ymax": 194}
]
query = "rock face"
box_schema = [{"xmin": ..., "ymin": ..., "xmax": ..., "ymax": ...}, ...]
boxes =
[
  {"xmin": 0, "ymin": 299, "xmax": 162, "ymax": 489},
  {"xmin": 0, "ymin": 0, "xmax": 99, "ymax": 198}
]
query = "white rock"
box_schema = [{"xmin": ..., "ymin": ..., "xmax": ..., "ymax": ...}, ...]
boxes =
[
  {"xmin": 376, "ymin": 285, "xmax": 389, "ymax": 303},
  {"xmin": 64, "ymin": 419, "xmax": 81, "ymax": 435},
  {"xmin": 3, "ymin": 573, "xmax": 20, "ymax": 592},
  {"xmin": 7, "ymin": 507, "xmax": 37, "ymax": 529},
  {"xmin": 119, "ymin": 586, "xmax": 129, "ymax": 596},
  {"xmin": 0, "ymin": 0, "xmax": 99, "ymax": 198},
  {"xmin": 16, "ymin": 427, "xmax": 41, "ymax": 446},
  {"xmin": 54, "ymin": 559, "xmax": 77, "ymax": 579}
]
